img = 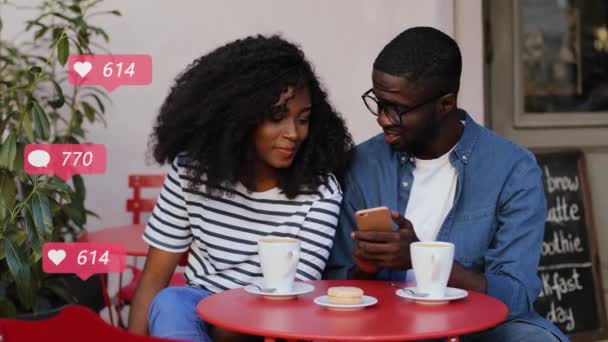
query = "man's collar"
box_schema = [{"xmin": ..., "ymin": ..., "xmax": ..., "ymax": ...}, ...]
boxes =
[
  {"xmin": 451, "ymin": 109, "xmax": 481, "ymax": 164},
  {"xmin": 397, "ymin": 108, "xmax": 481, "ymax": 165}
]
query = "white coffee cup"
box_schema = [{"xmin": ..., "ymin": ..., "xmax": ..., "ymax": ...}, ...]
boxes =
[
  {"xmin": 410, "ymin": 241, "xmax": 454, "ymax": 298},
  {"xmin": 257, "ymin": 236, "xmax": 300, "ymax": 293}
]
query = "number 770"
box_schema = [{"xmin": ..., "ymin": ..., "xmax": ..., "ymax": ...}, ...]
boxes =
[{"xmin": 62, "ymin": 151, "xmax": 93, "ymax": 166}]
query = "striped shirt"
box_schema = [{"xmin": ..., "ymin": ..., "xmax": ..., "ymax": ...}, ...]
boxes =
[{"xmin": 143, "ymin": 156, "xmax": 342, "ymax": 293}]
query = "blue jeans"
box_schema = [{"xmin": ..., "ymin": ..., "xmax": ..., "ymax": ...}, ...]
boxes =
[
  {"xmin": 459, "ymin": 320, "xmax": 562, "ymax": 342},
  {"xmin": 418, "ymin": 320, "xmax": 562, "ymax": 342},
  {"xmin": 148, "ymin": 286, "xmax": 213, "ymax": 342}
]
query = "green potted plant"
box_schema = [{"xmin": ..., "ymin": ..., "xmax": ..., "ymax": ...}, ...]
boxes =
[{"xmin": 0, "ymin": 0, "xmax": 120, "ymax": 317}]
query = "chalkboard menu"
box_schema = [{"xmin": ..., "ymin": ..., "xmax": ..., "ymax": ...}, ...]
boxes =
[{"xmin": 533, "ymin": 151, "xmax": 607, "ymax": 341}]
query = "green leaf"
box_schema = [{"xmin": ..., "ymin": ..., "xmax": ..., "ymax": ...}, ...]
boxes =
[
  {"xmin": 33, "ymin": 26, "xmax": 49, "ymax": 40},
  {"xmin": 82, "ymin": 101, "xmax": 96, "ymax": 122},
  {"xmin": 52, "ymin": 27, "xmax": 63, "ymax": 42},
  {"xmin": 24, "ymin": 208, "xmax": 40, "ymax": 241},
  {"xmin": 0, "ymin": 174, "xmax": 17, "ymax": 220},
  {"xmin": 86, "ymin": 93, "xmax": 105, "ymax": 113},
  {"xmin": 4, "ymin": 239, "xmax": 34, "ymax": 309},
  {"xmin": 89, "ymin": 26, "xmax": 109, "ymax": 43},
  {"xmin": 68, "ymin": 36, "xmax": 85, "ymax": 55},
  {"xmin": 0, "ymin": 299, "xmax": 17, "ymax": 318},
  {"xmin": 29, "ymin": 66, "xmax": 42, "ymax": 74},
  {"xmin": 85, "ymin": 209, "xmax": 100, "ymax": 219},
  {"xmin": 84, "ymin": 86, "xmax": 112, "ymax": 101},
  {"xmin": 48, "ymin": 79, "xmax": 65, "ymax": 109},
  {"xmin": 68, "ymin": 5, "xmax": 82, "ymax": 14},
  {"xmin": 32, "ymin": 101, "xmax": 50, "ymax": 140},
  {"xmin": 0, "ymin": 133, "xmax": 17, "ymax": 171},
  {"xmin": 13, "ymin": 142, "xmax": 25, "ymax": 175},
  {"xmin": 7, "ymin": 230, "xmax": 28, "ymax": 247},
  {"xmin": 3, "ymin": 240, "xmax": 21, "ymax": 272},
  {"xmin": 47, "ymin": 195, "xmax": 67, "ymax": 215},
  {"xmin": 95, "ymin": 113, "xmax": 107, "ymax": 128},
  {"xmin": 51, "ymin": 12, "xmax": 78, "ymax": 24},
  {"xmin": 44, "ymin": 180, "xmax": 73, "ymax": 202},
  {"xmin": 25, "ymin": 214, "xmax": 43, "ymax": 262},
  {"xmin": 63, "ymin": 136, "xmax": 80, "ymax": 144},
  {"xmin": 63, "ymin": 204, "xmax": 85, "ymax": 226},
  {"xmin": 0, "ymin": 112, "xmax": 17, "ymax": 137},
  {"xmin": 46, "ymin": 281, "xmax": 77, "ymax": 304},
  {"xmin": 32, "ymin": 192, "xmax": 53, "ymax": 237},
  {"xmin": 73, "ymin": 109, "xmax": 84, "ymax": 127},
  {"xmin": 77, "ymin": 27, "xmax": 89, "ymax": 47},
  {"xmin": 57, "ymin": 34, "xmax": 69, "ymax": 66},
  {"xmin": 71, "ymin": 127, "xmax": 85, "ymax": 137},
  {"xmin": 43, "ymin": 180, "xmax": 71, "ymax": 193},
  {"xmin": 72, "ymin": 174, "xmax": 86, "ymax": 201},
  {"xmin": 22, "ymin": 110, "xmax": 35, "ymax": 142},
  {"xmin": 110, "ymin": 10, "xmax": 122, "ymax": 16}
]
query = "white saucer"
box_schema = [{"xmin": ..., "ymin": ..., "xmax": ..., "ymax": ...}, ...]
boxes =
[
  {"xmin": 396, "ymin": 286, "xmax": 468, "ymax": 305},
  {"xmin": 244, "ymin": 282, "xmax": 314, "ymax": 300},
  {"xmin": 313, "ymin": 295, "xmax": 378, "ymax": 311}
]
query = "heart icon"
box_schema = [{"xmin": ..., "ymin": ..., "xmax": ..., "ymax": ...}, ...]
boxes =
[
  {"xmin": 48, "ymin": 249, "xmax": 67, "ymax": 266},
  {"xmin": 73, "ymin": 61, "xmax": 92, "ymax": 78}
]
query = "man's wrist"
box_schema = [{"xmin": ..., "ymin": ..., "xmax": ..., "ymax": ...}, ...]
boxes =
[{"xmin": 448, "ymin": 261, "xmax": 487, "ymax": 293}]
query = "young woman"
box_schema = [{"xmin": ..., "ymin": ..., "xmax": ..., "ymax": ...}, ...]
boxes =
[{"xmin": 127, "ymin": 35, "xmax": 353, "ymax": 342}]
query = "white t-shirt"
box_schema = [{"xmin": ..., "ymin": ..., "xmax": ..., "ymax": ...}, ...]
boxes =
[
  {"xmin": 404, "ymin": 148, "xmax": 458, "ymax": 242},
  {"xmin": 143, "ymin": 155, "xmax": 342, "ymax": 293}
]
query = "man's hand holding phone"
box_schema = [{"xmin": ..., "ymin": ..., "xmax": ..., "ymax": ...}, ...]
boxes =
[{"xmin": 352, "ymin": 208, "xmax": 418, "ymax": 271}]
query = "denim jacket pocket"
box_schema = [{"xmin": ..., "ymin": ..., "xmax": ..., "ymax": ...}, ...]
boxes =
[
  {"xmin": 451, "ymin": 206, "xmax": 497, "ymax": 264},
  {"xmin": 454, "ymin": 205, "xmax": 496, "ymax": 223}
]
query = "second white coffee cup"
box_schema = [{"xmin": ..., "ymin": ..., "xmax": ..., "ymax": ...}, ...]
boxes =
[
  {"xmin": 410, "ymin": 241, "xmax": 454, "ymax": 298},
  {"xmin": 257, "ymin": 236, "xmax": 300, "ymax": 294}
]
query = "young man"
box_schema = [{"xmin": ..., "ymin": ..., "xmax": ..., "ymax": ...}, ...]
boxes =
[{"xmin": 325, "ymin": 27, "xmax": 568, "ymax": 341}]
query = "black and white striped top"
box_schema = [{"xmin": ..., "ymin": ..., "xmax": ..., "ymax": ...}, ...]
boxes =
[{"xmin": 143, "ymin": 156, "xmax": 342, "ymax": 293}]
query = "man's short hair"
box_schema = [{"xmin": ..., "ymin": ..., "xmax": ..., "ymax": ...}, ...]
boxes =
[{"xmin": 374, "ymin": 26, "xmax": 462, "ymax": 93}]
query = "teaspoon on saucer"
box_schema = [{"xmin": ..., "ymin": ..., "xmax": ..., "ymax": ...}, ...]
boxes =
[
  {"xmin": 247, "ymin": 284, "xmax": 276, "ymax": 293},
  {"xmin": 389, "ymin": 282, "xmax": 430, "ymax": 297}
]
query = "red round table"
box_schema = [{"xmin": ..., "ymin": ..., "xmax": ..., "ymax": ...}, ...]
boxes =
[
  {"xmin": 79, "ymin": 224, "xmax": 147, "ymax": 256},
  {"xmin": 196, "ymin": 280, "xmax": 508, "ymax": 342}
]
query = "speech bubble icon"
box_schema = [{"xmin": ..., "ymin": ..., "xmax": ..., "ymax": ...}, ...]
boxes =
[{"xmin": 27, "ymin": 149, "xmax": 51, "ymax": 167}]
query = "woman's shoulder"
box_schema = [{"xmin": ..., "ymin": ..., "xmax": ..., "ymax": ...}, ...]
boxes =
[
  {"xmin": 171, "ymin": 153, "xmax": 202, "ymax": 176},
  {"xmin": 310, "ymin": 173, "xmax": 342, "ymax": 199},
  {"xmin": 172, "ymin": 152, "xmax": 190, "ymax": 167}
]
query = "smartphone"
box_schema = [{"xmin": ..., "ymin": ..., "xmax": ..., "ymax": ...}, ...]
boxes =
[{"xmin": 355, "ymin": 206, "xmax": 393, "ymax": 232}]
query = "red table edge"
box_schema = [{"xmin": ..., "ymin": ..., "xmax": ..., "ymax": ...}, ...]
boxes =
[
  {"xmin": 196, "ymin": 286, "xmax": 510, "ymax": 341},
  {"xmin": 77, "ymin": 224, "xmax": 149, "ymax": 257}
]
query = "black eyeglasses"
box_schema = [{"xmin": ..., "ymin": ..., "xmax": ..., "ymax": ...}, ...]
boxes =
[{"xmin": 361, "ymin": 89, "xmax": 448, "ymax": 125}]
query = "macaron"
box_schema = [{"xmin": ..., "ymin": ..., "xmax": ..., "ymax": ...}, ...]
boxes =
[{"xmin": 327, "ymin": 286, "xmax": 364, "ymax": 305}]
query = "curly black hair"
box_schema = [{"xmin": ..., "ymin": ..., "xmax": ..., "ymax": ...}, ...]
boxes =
[
  {"xmin": 374, "ymin": 27, "xmax": 462, "ymax": 93},
  {"xmin": 150, "ymin": 35, "xmax": 353, "ymax": 198}
]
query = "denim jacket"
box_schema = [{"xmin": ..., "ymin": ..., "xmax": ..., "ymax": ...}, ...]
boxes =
[{"xmin": 324, "ymin": 109, "xmax": 568, "ymax": 341}]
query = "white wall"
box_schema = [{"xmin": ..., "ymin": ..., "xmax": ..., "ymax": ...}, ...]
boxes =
[
  {"xmin": 2, "ymin": 0, "xmax": 485, "ymax": 230},
  {"xmin": 455, "ymin": 0, "xmax": 485, "ymax": 122}
]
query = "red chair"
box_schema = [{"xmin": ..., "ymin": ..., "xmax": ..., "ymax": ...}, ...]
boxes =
[
  {"xmin": 116, "ymin": 175, "xmax": 187, "ymax": 327},
  {"xmin": 126, "ymin": 175, "xmax": 165, "ymax": 224},
  {"xmin": 0, "ymin": 305, "xmax": 180, "ymax": 342}
]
